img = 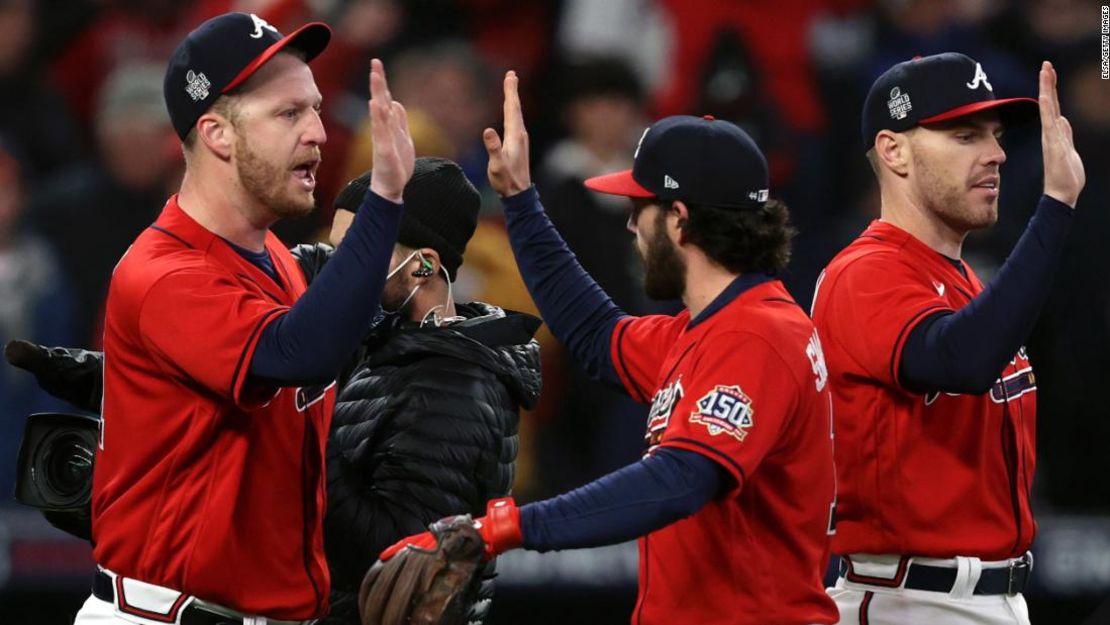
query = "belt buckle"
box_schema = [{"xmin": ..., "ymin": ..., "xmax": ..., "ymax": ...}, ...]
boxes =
[{"xmin": 1006, "ymin": 554, "xmax": 1031, "ymax": 595}]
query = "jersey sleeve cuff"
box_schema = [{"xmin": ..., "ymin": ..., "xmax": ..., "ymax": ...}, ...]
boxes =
[
  {"xmin": 658, "ymin": 438, "xmax": 746, "ymax": 496},
  {"xmin": 609, "ymin": 316, "xmax": 648, "ymax": 403},
  {"xmin": 890, "ymin": 306, "xmax": 952, "ymax": 391},
  {"xmin": 501, "ymin": 185, "xmax": 540, "ymax": 214},
  {"xmin": 232, "ymin": 307, "xmax": 289, "ymax": 409}
]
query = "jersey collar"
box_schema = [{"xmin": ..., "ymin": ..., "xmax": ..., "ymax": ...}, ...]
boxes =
[
  {"xmin": 153, "ymin": 194, "xmax": 297, "ymax": 301},
  {"xmin": 687, "ymin": 272, "xmax": 776, "ymax": 330},
  {"xmin": 865, "ymin": 220, "xmax": 972, "ymax": 284}
]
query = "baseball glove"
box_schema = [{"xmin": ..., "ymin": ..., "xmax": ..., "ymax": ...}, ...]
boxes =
[{"xmin": 358, "ymin": 515, "xmax": 486, "ymax": 625}]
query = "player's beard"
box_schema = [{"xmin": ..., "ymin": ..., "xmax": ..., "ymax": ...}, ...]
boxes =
[
  {"xmin": 640, "ymin": 210, "xmax": 686, "ymax": 301},
  {"xmin": 913, "ymin": 150, "xmax": 998, "ymax": 233},
  {"xmin": 236, "ymin": 133, "xmax": 316, "ymax": 220}
]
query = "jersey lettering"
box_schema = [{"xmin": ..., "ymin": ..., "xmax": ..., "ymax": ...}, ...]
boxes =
[
  {"xmin": 295, "ymin": 381, "xmax": 336, "ymax": 412},
  {"xmin": 806, "ymin": 331, "xmax": 829, "ymax": 391},
  {"xmin": 924, "ymin": 349, "xmax": 1035, "ymax": 405}
]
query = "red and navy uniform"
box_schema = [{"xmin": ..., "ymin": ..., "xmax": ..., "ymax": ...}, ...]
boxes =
[
  {"xmin": 611, "ymin": 279, "xmax": 838, "ymax": 625},
  {"xmin": 96, "ymin": 196, "xmax": 333, "ymax": 619},
  {"xmin": 502, "ymin": 187, "xmax": 837, "ymax": 625},
  {"xmin": 812, "ymin": 219, "xmax": 1037, "ymax": 560}
]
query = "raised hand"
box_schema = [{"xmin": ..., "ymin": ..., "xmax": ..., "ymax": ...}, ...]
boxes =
[
  {"xmin": 483, "ymin": 71, "xmax": 531, "ymax": 198},
  {"xmin": 367, "ymin": 58, "xmax": 415, "ymax": 203},
  {"xmin": 1039, "ymin": 61, "xmax": 1085, "ymax": 208}
]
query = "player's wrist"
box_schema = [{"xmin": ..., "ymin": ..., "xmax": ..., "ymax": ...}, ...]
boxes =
[
  {"xmin": 477, "ymin": 497, "xmax": 522, "ymax": 558},
  {"xmin": 1042, "ymin": 188, "xmax": 1078, "ymax": 210}
]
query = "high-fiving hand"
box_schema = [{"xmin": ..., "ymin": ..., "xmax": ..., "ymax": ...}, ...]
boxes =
[
  {"xmin": 484, "ymin": 71, "xmax": 532, "ymax": 198},
  {"xmin": 367, "ymin": 58, "xmax": 415, "ymax": 203},
  {"xmin": 1039, "ymin": 61, "xmax": 1085, "ymax": 208}
]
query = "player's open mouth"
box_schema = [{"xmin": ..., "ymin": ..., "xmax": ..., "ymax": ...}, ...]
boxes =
[
  {"xmin": 292, "ymin": 160, "xmax": 319, "ymax": 191},
  {"xmin": 971, "ymin": 175, "xmax": 999, "ymax": 197}
]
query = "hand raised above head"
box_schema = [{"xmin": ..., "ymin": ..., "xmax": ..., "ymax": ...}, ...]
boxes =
[
  {"xmin": 367, "ymin": 58, "xmax": 415, "ymax": 203},
  {"xmin": 1038, "ymin": 61, "xmax": 1085, "ymax": 208},
  {"xmin": 484, "ymin": 71, "xmax": 532, "ymax": 198}
]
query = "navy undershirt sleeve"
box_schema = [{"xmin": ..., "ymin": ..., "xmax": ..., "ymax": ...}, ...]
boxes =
[
  {"xmin": 519, "ymin": 447, "xmax": 727, "ymax": 552},
  {"xmin": 248, "ymin": 190, "xmax": 402, "ymax": 386},
  {"xmin": 502, "ymin": 186, "xmax": 626, "ymax": 387},
  {"xmin": 899, "ymin": 195, "xmax": 1073, "ymax": 394}
]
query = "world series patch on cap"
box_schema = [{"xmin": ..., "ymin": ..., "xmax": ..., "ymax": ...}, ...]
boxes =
[
  {"xmin": 584, "ymin": 115, "xmax": 770, "ymax": 210},
  {"xmin": 861, "ymin": 52, "xmax": 1038, "ymax": 151},
  {"xmin": 164, "ymin": 12, "xmax": 331, "ymax": 140}
]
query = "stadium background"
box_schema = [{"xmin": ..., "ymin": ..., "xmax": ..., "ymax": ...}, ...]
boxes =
[{"xmin": 0, "ymin": 0, "xmax": 1107, "ymax": 622}]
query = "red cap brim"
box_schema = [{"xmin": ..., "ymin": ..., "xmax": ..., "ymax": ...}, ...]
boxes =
[
  {"xmin": 223, "ymin": 22, "xmax": 331, "ymax": 93},
  {"xmin": 583, "ymin": 169, "xmax": 654, "ymax": 198},
  {"xmin": 919, "ymin": 97, "xmax": 1038, "ymax": 125}
]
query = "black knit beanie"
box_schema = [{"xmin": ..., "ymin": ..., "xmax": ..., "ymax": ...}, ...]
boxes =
[{"xmin": 334, "ymin": 157, "xmax": 480, "ymax": 281}]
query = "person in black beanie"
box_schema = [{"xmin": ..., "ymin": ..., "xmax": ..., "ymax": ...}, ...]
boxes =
[
  {"xmin": 5, "ymin": 156, "xmax": 542, "ymax": 625},
  {"xmin": 315, "ymin": 156, "xmax": 542, "ymax": 624}
]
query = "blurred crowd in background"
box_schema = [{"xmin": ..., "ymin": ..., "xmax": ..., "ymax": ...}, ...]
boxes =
[{"xmin": 0, "ymin": 0, "xmax": 1108, "ymax": 621}]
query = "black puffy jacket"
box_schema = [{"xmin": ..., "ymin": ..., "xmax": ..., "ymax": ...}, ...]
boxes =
[{"xmin": 320, "ymin": 300, "xmax": 542, "ymax": 625}]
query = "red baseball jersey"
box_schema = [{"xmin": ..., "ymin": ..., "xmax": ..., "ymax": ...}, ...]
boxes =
[
  {"xmin": 611, "ymin": 278, "xmax": 837, "ymax": 625},
  {"xmin": 811, "ymin": 220, "xmax": 1036, "ymax": 561},
  {"xmin": 94, "ymin": 196, "xmax": 334, "ymax": 619}
]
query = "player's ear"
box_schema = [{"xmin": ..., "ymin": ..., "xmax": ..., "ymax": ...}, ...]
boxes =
[
  {"xmin": 411, "ymin": 248, "xmax": 440, "ymax": 281},
  {"xmin": 196, "ymin": 111, "xmax": 235, "ymax": 161},
  {"xmin": 874, "ymin": 130, "xmax": 910, "ymax": 177},
  {"xmin": 670, "ymin": 201, "xmax": 690, "ymax": 245}
]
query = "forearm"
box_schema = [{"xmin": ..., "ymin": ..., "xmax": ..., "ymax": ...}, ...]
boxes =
[
  {"xmin": 900, "ymin": 195, "xmax": 1073, "ymax": 393},
  {"xmin": 519, "ymin": 448, "xmax": 725, "ymax": 552},
  {"xmin": 250, "ymin": 191, "xmax": 401, "ymax": 385},
  {"xmin": 502, "ymin": 186, "xmax": 626, "ymax": 385}
]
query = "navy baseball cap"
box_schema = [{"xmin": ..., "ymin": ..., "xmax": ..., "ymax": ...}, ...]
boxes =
[
  {"xmin": 164, "ymin": 12, "xmax": 331, "ymax": 140},
  {"xmin": 585, "ymin": 115, "xmax": 770, "ymax": 209},
  {"xmin": 862, "ymin": 52, "xmax": 1038, "ymax": 151}
]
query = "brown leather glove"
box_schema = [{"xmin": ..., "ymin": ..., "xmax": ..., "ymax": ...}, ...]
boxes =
[{"xmin": 358, "ymin": 515, "xmax": 486, "ymax": 625}]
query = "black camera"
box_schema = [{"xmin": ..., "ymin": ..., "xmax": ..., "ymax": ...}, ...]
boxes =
[{"xmin": 14, "ymin": 412, "xmax": 99, "ymax": 540}]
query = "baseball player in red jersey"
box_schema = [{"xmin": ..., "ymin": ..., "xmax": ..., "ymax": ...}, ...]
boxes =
[
  {"xmin": 812, "ymin": 55, "xmax": 1085, "ymax": 624},
  {"xmin": 381, "ymin": 73, "xmax": 838, "ymax": 625},
  {"xmin": 74, "ymin": 12, "xmax": 416, "ymax": 625}
]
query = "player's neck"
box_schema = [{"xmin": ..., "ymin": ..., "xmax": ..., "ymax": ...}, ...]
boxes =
[
  {"xmin": 682, "ymin": 252, "xmax": 740, "ymax": 320},
  {"xmin": 407, "ymin": 283, "xmax": 456, "ymax": 323},
  {"xmin": 879, "ymin": 187, "xmax": 966, "ymax": 259},
  {"xmin": 178, "ymin": 167, "xmax": 275, "ymax": 252}
]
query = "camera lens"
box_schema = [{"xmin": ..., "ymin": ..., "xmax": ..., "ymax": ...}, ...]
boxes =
[{"xmin": 34, "ymin": 430, "xmax": 96, "ymax": 508}]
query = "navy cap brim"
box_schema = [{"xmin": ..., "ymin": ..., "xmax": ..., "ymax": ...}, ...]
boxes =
[
  {"xmin": 918, "ymin": 97, "xmax": 1039, "ymax": 127},
  {"xmin": 223, "ymin": 21, "xmax": 331, "ymax": 94}
]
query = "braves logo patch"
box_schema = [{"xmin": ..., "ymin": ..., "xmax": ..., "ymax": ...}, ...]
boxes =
[
  {"xmin": 644, "ymin": 377, "xmax": 684, "ymax": 449},
  {"xmin": 647, "ymin": 377, "xmax": 684, "ymax": 427},
  {"xmin": 690, "ymin": 385, "xmax": 754, "ymax": 442}
]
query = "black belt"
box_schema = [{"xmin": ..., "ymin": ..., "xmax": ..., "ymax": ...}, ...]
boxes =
[
  {"xmin": 840, "ymin": 556, "xmax": 1031, "ymax": 595},
  {"xmin": 93, "ymin": 569, "xmax": 245, "ymax": 625}
]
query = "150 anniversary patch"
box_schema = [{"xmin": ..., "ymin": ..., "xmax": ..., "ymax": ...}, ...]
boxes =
[{"xmin": 690, "ymin": 385, "xmax": 754, "ymax": 442}]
